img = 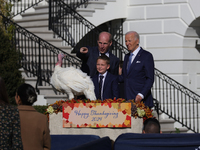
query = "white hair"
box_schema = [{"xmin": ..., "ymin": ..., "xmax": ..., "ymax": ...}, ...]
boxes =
[{"xmin": 125, "ymin": 31, "xmax": 140, "ymax": 42}]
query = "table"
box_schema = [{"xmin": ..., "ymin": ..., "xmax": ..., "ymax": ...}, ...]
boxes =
[{"xmin": 49, "ymin": 112, "xmax": 143, "ymax": 141}]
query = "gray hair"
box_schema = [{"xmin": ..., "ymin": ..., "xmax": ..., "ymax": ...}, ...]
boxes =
[{"xmin": 125, "ymin": 31, "xmax": 140, "ymax": 42}]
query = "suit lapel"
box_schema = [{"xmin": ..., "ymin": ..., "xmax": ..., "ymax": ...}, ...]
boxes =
[
  {"xmin": 102, "ymin": 72, "xmax": 110, "ymax": 100},
  {"xmin": 93, "ymin": 75, "xmax": 99, "ymax": 96},
  {"xmin": 109, "ymin": 52, "xmax": 113, "ymax": 59},
  {"xmin": 124, "ymin": 54, "xmax": 129, "ymax": 76},
  {"xmin": 103, "ymin": 72, "xmax": 110, "ymax": 90}
]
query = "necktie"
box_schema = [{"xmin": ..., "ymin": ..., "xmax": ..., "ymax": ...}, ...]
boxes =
[
  {"xmin": 127, "ymin": 53, "xmax": 133, "ymax": 73},
  {"xmin": 101, "ymin": 53, "xmax": 105, "ymax": 56},
  {"xmin": 99, "ymin": 75, "xmax": 104, "ymax": 100}
]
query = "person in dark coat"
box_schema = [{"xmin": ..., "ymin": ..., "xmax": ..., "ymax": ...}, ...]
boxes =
[
  {"xmin": 0, "ymin": 76, "xmax": 23, "ymax": 149},
  {"xmin": 119, "ymin": 31, "xmax": 155, "ymax": 108},
  {"xmin": 15, "ymin": 83, "xmax": 51, "ymax": 150},
  {"xmin": 76, "ymin": 31, "xmax": 119, "ymax": 77},
  {"xmin": 92, "ymin": 55, "xmax": 119, "ymax": 101}
]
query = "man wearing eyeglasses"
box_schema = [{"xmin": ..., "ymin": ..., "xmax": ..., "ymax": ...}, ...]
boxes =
[{"xmin": 77, "ymin": 31, "xmax": 119, "ymax": 77}]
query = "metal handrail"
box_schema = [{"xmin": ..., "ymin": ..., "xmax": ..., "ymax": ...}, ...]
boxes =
[
  {"xmin": 9, "ymin": 0, "xmax": 44, "ymax": 18},
  {"xmin": 152, "ymin": 68, "xmax": 200, "ymax": 133},
  {"xmin": 1, "ymin": 14, "xmax": 81, "ymax": 94},
  {"xmin": 62, "ymin": 0, "xmax": 89, "ymax": 9},
  {"xmin": 49, "ymin": 0, "xmax": 128, "ymax": 60}
]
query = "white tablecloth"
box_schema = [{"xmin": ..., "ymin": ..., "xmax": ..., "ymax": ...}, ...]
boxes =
[{"xmin": 49, "ymin": 112, "xmax": 143, "ymax": 141}]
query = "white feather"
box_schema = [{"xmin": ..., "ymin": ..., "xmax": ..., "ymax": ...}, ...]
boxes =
[{"xmin": 51, "ymin": 65, "xmax": 96, "ymax": 100}]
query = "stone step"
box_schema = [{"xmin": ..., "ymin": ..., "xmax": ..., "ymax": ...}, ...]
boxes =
[
  {"xmin": 76, "ymin": 8, "xmax": 95, "ymax": 17},
  {"xmin": 157, "ymin": 100, "xmax": 197, "ymax": 104},
  {"xmin": 38, "ymin": 85, "xmax": 65, "ymax": 96},
  {"xmin": 33, "ymin": 4, "xmax": 49, "ymax": 13},
  {"xmin": 19, "ymin": 54, "xmax": 77, "ymax": 62},
  {"xmin": 31, "ymin": 31, "xmax": 56, "ymax": 39},
  {"xmin": 16, "ymin": 18, "xmax": 77, "ymax": 28},
  {"xmin": 17, "ymin": 19, "xmax": 48, "ymax": 27},
  {"xmin": 158, "ymin": 111, "xmax": 192, "ymax": 133},
  {"xmin": 20, "ymin": 63, "xmax": 78, "ymax": 72},
  {"xmin": 16, "ymin": 37, "xmax": 64, "ymax": 47},
  {"xmin": 17, "ymin": 45, "xmax": 72, "ymax": 55},
  {"xmin": 20, "ymin": 61, "xmax": 78, "ymax": 70},
  {"xmin": 19, "ymin": 68, "xmax": 27, "ymax": 78},
  {"xmin": 26, "ymin": 27, "xmax": 50, "ymax": 32},
  {"xmin": 161, "ymin": 127, "xmax": 188, "ymax": 133},
  {"xmin": 21, "ymin": 11, "xmax": 48, "ymax": 19},
  {"xmin": 159, "ymin": 118, "xmax": 175, "ymax": 129},
  {"xmin": 24, "ymin": 26, "xmax": 50, "ymax": 31},
  {"xmin": 85, "ymin": 1, "xmax": 107, "ymax": 9},
  {"xmin": 44, "ymin": 95, "xmax": 68, "ymax": 105},
  {"xmin": 15, "ymin": 15, "xmax": 48, "ymax": 23},
  {"xmin": 156, "ymin": 111, "xmax": 189, "ymax": 133},
  {"xmin": 15, "ymin": 11, "xmax": 74, "ymax": 24},
  {"xmin": 17, "ymin": 24, "xmax": 48, "ymax": 31},
  {"xmin": 23, "ymin": 76, "xmax": 37, "ymax": 87}
]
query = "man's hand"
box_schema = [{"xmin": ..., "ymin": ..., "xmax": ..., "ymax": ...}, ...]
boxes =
[
  {"xmin": 80, "ymin": 47, "xmax": 88, "ymax": 54},
  {"xmin": 135, "ymin": 95, "xmax": 142, "ymax": 102}
]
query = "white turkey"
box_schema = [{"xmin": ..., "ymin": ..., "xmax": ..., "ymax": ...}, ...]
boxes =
[{"xmin": 51, "ymin": 53, "xmax": 96, "ymax": 100}]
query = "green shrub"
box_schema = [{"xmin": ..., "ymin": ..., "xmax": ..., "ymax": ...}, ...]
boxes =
[
  {"xmin": 0, "ymin": 0, "xmax": 24, "ymax": 104},
  {"xmin": 34, "ymin": 105, "xmax": 48, "ymax": 114},
  {"xmin": 0, "ymin": 26, "xmax": 24, "ymax": 104},
  {"xmin": 0, "ymin": 1, "xmax": 24, "ymax": 105}
]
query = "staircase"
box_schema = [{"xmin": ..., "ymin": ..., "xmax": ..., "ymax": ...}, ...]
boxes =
[
  {"xmin": 14, "ymin": 4, "xmax": 75, "ymax": 104},
  {"xmin": 158, "ymin": 111, "xmax": 188, "ymax": 133},
  {"xmin": 15, "ymin": 5, "xmax": 73, "ymax": 55}
]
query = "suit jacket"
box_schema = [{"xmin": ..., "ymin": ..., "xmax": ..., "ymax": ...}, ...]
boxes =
[
  {"xmin": 0, "ymin": 104, "xmax": 23, "ymax": 149},
  {"xmin": 92, "ymin": 72, "xmax": 119, "ymax": 100},
  {"xmin": 120, "ymin": 47, "xmax": 154, "ymax": 108},
  {"xmin": 18, "ymin": 105, "xmax": 51, "ymax": 150},
  {"xmin": 76, "ymin": 46, "xmax": 119, "ymax": 77}
]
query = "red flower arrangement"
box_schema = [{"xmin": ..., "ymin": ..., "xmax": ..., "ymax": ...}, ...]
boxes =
[{"xmin": 45, "ymin": 98, "xmax": 153, "ymax": 122}]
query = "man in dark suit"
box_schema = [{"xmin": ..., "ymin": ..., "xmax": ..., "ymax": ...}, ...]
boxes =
[
  {"xmin": 92, "ymin": 55, "xmax": 119, "ymax": 101},
  {"xmin": 120, "ymin": 31, "xmax": 154, "ymax": 108},
  {"xmin": 76, "ymin": 31, "xmax": 119, "ymax": 77}
]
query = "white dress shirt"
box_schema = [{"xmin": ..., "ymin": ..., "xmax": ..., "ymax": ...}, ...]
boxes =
[
  {"xmin": 130, "ymin": 46, "xmax": 141, "ymax": 63},
  {"xmin": 99, "ymin": 51, "xmax": 109, "ymax": 57}
]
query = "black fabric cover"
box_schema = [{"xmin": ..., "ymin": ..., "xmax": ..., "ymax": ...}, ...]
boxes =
[
  {"xmin": 51, "ymin": 134, "xmax": 100, "ymax": 150},
  {"xmin": 114, "ymin": 133, "xmax": 200, "ymax": 150},
  {"xmin": 69, "ymin": 136, "xmax": 112, "ymax": 150}
]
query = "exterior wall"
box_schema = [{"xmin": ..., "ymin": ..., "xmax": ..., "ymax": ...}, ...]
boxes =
[{"xmin": 124, "ymin": 0, "xmax": 200, "ymax": 95}]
